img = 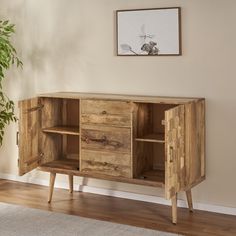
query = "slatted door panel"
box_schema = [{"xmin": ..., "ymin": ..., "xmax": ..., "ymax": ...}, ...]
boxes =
[
  {"xmin": 165, "ymin": 105, "xmax": 185, "ymax": 199},
  {"xmin": 18, "ymin": 97, "xmax": 42, "ymax": 176}
]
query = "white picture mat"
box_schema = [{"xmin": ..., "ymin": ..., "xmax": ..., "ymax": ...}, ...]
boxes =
[{"xmin": 117, "ymin": 8, "xmax": 180, "ymax": 55}]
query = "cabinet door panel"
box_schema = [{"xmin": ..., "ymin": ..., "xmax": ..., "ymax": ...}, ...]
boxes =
[
  {"xmin": 18, "ymin": 97, "xmax": 42, "ymax": 175},
  {"xmin": 165, "ymin": 105, "xmax": 185, "ymax": 199},
  {"xmin": 81, "ymin": 100, "xmax": 132, "ymax": 127},
  {"xmin": 81, "ymin": 125, "xmax": 131, "ymax": 153},
  {"xmin": 81, "ymin": 149, "xmax": 132, "ymax": 178},
  {"xmin": 185, "ymin": 100, "xmax": 205, "ymax": 188}
]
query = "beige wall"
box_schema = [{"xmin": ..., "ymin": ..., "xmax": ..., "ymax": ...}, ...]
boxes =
[{"xmin": 0, "ymin": 0, "xmax": 236, "ymax": 208}]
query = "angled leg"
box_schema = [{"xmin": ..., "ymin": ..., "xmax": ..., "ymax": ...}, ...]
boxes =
[
  {"xmin": 69, "ymin": 175, "xmax": 73, "ymax": 193},
  {"xmin": 186, "ymin": 189, "xmax": 194, "ymax": 212},
  {"xmin": 171, "ymin": 193, "xmax": 177, "ymax": 224},
  {"xmin": 48, "ymin": 172, "xmax": 56, "ymax": 203}
]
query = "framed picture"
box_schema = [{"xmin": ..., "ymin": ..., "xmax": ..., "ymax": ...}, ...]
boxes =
[{"xmin": 116, "ymin": 7, "xmax": 181, "ymax": 56}]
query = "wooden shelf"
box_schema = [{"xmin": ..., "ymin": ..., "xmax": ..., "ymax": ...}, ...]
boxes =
[
  {"xmin": 41, "ymin": 159, "xmax": 79, "ymax": 170},
  {"xmin": 135, "ymin": 133, "xmax": 165, "ymax": 143},
  {"xmin": 135, "ymin": 169, "xmax": 165, "ymax": 183},
  {"xmin": 42, "ymin": 126, "xmax": 80, "ymax": 136}
]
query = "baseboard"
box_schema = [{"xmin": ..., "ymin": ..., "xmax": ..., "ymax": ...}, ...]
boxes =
[{"xmin": 0, "ymin": 172, "xmax": 235, "ymax": 216}]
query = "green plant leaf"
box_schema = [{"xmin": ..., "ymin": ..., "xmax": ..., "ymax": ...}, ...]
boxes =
[{"xmin": 0, "ymin": 19, "xmax": 22, "ymax": 146}]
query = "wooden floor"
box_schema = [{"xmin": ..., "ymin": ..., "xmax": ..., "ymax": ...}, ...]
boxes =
[{"xmin": 0, "ymin": 179, "xmax": 235, "ymax": 236}]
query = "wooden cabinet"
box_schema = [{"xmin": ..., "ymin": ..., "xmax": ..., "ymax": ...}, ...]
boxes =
[{"xmin": 18, "ymin": 92, "xmax": 205, "ymax": 224}]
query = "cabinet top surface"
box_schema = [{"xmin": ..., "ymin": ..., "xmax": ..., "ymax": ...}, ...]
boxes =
[{"xmin": 38, "ymin": 92, "xmax": 204, "ymax": 104}]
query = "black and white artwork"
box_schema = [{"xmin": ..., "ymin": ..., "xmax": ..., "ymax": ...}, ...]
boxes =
[{"xmin": 116, "ymin": 8, "xmax": 181, "ymax": 56}]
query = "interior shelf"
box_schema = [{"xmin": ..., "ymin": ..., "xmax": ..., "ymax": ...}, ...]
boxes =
[
  {"xmin": 42, "ymin": 126, "xmax": 80, "ymax": 136},
  {"xmin": 135, "ymin": 133, "xmax": 165, "ymax": 143},
  {"xmin": 135, "ymin": 169, "xmax": 165, "ymax": 183},
  {"xmin": 41, "ymin": 159, "xmax": 79, "ymax": 170}
]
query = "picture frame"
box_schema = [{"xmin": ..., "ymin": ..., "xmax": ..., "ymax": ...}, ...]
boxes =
[{"xmin": 116, "ymin": 7, "xmax": 181, "ymax": 56}]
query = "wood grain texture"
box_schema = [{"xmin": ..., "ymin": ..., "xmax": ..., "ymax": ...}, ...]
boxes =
[
  {"xmin": 18, "ymin": 97, "xmax": 42, "ymax": 176},
  {"xmin": 165, "ymin": 105, "xmax": 185, "ymax": 199},
  {"xmin": 133, "ymin": 103, "xmax": 174, "ymax": 178},
  {"xmin": 42, "ymin": 126, "xmax": 80, "ymax": 136},
  {"xmin": 81, "ymin": 125, "xmax": 131, "ymax": 153},
  {"xmin": 41, "ymin": 98, "xmax": 62, "ymax": 164},
  {"xmin": 48, "ymin": 172, "xmax": 56, "ymax": 203},
  {"xmin": 1, "ymin": 180, "xmax": 235, "ymax": 236},
  {"xmin": 81, "ymin": 149, "xmax": 131, "ymax": 178},
  {"xmin": 18, "ymin": 93, "xmax": 206, "ymax": 225},
  {"xmin": 185, "ymin": 100, "xmax": 205, "ymax": 189},
  {"xmin": 81, "ymin": 99, "xmax": 132, "ymax": 127},
  {"xmin": 63, "ymin": 99, "xmax": 80, "ymax": 161},
  {"xmin": 38, "ymin": 166, "xmax": 164, "ymax": 188},
  {"xmin": 41, "ymin": 159, "xmax": 79, "ymax": 170},
  {"xmin": 186, "ymin": 189, "xmax": 194, "ymax": 212}
]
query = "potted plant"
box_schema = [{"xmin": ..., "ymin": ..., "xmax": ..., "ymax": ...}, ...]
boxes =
[{"xmin": 0, "ymin": 20, "xmax": 22, "ymax": 145}]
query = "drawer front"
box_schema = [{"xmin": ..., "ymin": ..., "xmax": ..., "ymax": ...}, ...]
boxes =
[
  {"xmin": 81, "ymin": 99, "xmax": 132, "ymax": 127},
  {"xmin": 81, "ymin": 149, "xmax": 132, "ymax": 178},
  {"xmin": 81, "ymin": 125, "xmax": 131, "ymax": 153}
]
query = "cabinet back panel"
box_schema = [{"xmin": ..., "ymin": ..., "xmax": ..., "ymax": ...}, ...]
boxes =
[
  {"xmin": 136, "ymin": 103, "xmax": 176, "ymax": 137},
  {"xmin": 41, "ymin": 98, "xmax": 63, "ymax": 128},
  {"xmin": 65, "ymin": 99, "xmax": 80, "ymax": 126},
  {"xmin": 41, "ymin": 133, "xmax": 62, "ymax": 164},
  {"xmin": 66, "ymin": 135, "xmax": 80, "ymax": 160},
  {"xmin": 41, "ymin": 98, "xmax": 63, "ymax": 164}
]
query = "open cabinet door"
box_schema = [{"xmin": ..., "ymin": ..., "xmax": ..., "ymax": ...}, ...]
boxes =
[
  {"xmin": 165, "ymin": 105, "xmax": 185, "ymax": 199},
  {"xmin": 18, "ymin": 97, "xmax": 42, "ymax": 176}
]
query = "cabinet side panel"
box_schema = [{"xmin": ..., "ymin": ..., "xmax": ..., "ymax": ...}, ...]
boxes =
[{"xmin": 185, "ymin": 100, "xmax": 205, "ymax": 189}]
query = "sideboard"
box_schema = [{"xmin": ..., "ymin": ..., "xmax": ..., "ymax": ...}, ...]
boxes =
[{"xmin": 18, "ymin": 92, "xmax": 205, "ymax": 224}]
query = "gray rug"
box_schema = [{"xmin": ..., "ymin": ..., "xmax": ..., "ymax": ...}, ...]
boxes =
[{"xmin": 0, "ymin": 202, "xmax": 180, "ymax": 236}]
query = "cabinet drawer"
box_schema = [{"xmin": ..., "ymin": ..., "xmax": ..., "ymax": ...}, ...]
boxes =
[
  {"xmin": 81, "ymin": 100, "xmax": 132, "ymax": 127},
  {"xmin": 81, "ymin": 149, "xmax": 132, "ymax": 178},
  {"xmin": 81, "ymin": 125, "xmax": 131, "ymax": 153}
]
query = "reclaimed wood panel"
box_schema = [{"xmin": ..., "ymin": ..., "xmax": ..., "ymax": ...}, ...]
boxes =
[
  {"xmin": 185, "ymin": 99, "xmax": 205, "ymax": 189},
  {"xmin": 18, "ymin": 97, "xmax": 42, "ymax": 175},
  {"xmin": 41, "ymin": 98, "xmax": 62, "ymax": 164},
  {"xmin": 81, "ymin": 149, "xmax": 131, "ymax": 166},
  {"xmin": 81, "ymin": 125, "xmax": 131, "ymax": 153},
  {"xmin": 81, "ymin": 99, "xmax": 132, "ymax": 127},
  {"xmin": 81, "ymin": 149, "xmax": 132, "ymax": 178},
  {"xmin": 81, "ymin": 160, "xmax": 131, "ymax": 178},
  {"xmin": 165, "ymin": 105, "xmax": 185, "ymax": 199}
]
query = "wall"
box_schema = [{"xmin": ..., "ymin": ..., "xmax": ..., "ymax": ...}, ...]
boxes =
[{"xmin": 0, "ymin": 0, "xmax": 236, "ymax": 209}]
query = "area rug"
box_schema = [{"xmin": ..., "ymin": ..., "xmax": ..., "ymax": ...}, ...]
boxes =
[{"xmin": 0, "ymin": 202, "xmax": 181, "ymax": 236}]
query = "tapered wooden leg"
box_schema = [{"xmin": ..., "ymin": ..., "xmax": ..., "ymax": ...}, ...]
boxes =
[
  {"xmin": 69, "ymin": 175, "xmax": 73, "ymax": 193},
  {"xmin": 48, "ymin": 172, "xmax": 56, "ymax": 203},
  {"xmin": 186, "ymin": 189, "xmax": 194, "ymax": 212},
  {"xmin": 171, "ymin": 193, "xmax": 177, "ymax": 224}
]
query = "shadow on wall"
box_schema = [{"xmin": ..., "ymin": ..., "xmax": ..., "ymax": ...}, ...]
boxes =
[{"xmin": 1, "ymin": 0, "xmax": 88, "ymax": 97}]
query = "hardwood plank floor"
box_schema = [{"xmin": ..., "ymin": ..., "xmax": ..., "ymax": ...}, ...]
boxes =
[{"xmin": 0, "ymin": 179, "xmax": 235, "ymax": 236}]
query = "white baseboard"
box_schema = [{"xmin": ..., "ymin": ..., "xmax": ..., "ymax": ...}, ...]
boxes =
[{"xmin": 0, "ymin": 172, "xmax": 235, "ymax": 216}]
